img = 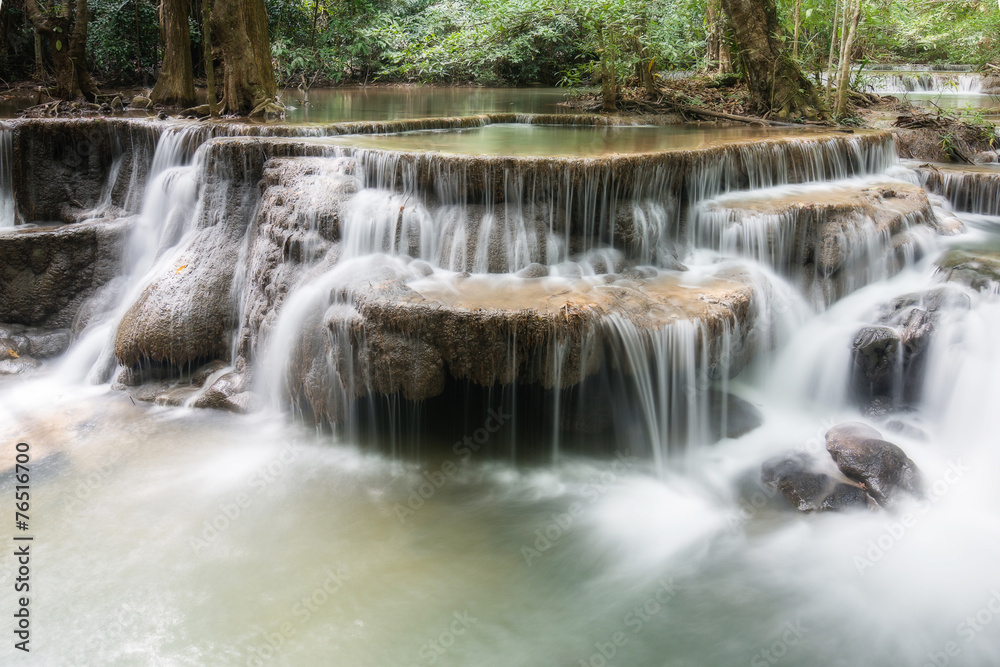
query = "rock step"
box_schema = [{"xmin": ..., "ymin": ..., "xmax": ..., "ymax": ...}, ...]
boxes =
[
  {"xmin": 912, "ymin": 162, "xmax": 1000, "ymax": 216},
  {"xmin": 691, "ymin": 179, "xmax": 940, "ymax": 304}
]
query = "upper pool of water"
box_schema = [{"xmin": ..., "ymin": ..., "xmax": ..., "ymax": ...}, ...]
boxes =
[
  {"xmin": 0, "ymin": 87, "xmax": 579, "ymax": 121},
  {"xmin": 322, "ymin": 123, "xmax": 834, "ymax": 158},
  {"xmin": 280, "ymin": 87, "xmax": 578, "ymax": 123}
]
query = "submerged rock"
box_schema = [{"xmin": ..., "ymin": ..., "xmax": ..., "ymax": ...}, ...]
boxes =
[
  {"xmin": 761, "ymin": 452, "xmax": 872, "ymax": 512},
  {"xmin": 761, "ymin": 453, "xmax": 837, "ymax": 512},
  {"xmin": 0, "ymin": 354, "xmax": 40, "ymax": 375},
  {"xmin": 936, "ymin": 249, "xmax": 1000, "ymax": 291},
  {"xmin": 825, "ymin": 422, "xmax": 923, "ymax": 506},
  {"xmin": 709, "ymin": 391, "xmax": 763, "ymax": 440}
]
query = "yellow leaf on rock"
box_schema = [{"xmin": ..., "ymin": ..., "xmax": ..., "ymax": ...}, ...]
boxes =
[
  {"xmin": 176, "ymin": 264, "xmax": 188, "ymax": 273},
  {"xmin": 8, "ymin": 349, "xmax": 18, "ymax": 358}
]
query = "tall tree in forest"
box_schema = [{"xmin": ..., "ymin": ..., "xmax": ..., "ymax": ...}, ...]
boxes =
[
  {"xmin": 25, "ymin": 0, "xmax": 99, "ymax": 100},
  {"xmin": 202, "ymin": 0, "xmax": 218, "ymax": 115},
  {"xmin": 150, "ymin": 0, "xmax": 195, "ymax": 107},
  {"xmin": 833, "ymin": 0, "xmax": 861, "ymax": 117},
  {"xmin": 719, "ymin": 0, "xmax": 822, "ymax": 118},
  {"xmin": 706, "ymin": 0, "xmax": 733, "ymax": 73},
  {"xmin": 210, "ymin": 0, "xmax": 278, "ymax": 115},
  {"xmin": 825, "ymin": 0, "xmax": 842, "ymax": 105}
]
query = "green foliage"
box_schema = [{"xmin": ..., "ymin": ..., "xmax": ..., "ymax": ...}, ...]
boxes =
[
  {"xmin": 264, "ymin": 0, "xmax": 705, "ymax": 87},
  {"xmin": 89, "ymin": 0, "xmax": 160, "ymax": 81},
  {"xmin": 857, "ymin": 0, "xmax": 1000, "ymax": 65}
]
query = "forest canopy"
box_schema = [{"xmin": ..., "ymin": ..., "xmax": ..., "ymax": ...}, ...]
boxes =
[{"xmin": 0, "ymin": 0, "xmax": 996, "ymax": 90}]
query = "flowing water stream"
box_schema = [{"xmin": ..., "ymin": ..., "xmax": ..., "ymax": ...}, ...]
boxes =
[{"xmin": 0, "ymin": 103, "xmax": 999, "ymax": 667}]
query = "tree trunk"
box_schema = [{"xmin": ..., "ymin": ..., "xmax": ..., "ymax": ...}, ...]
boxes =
[
  {"xmin": 792, "ymin": 0, "xmax": 801, "ymax": 60},
  {"xmin": 637, "ymin": 57, "xmax": 658, "ymax": 98},
  {"xmin": 719, "ymin": 0, "xmax": 822, "ymax": 119},
  {"xmin": 34, "ymin": 29, "xmax": 44, "ymax": 79},
  {"xmin": 26, "ymin": 0, "xmax": 99, "ymax": 101},
  {"xmin": 151, "ymin": 0, "xmax": 195, "ymax": 106},
  {"xmin": 825, "ymin": 0, "xmax": 842, "ymax": 105},
  {"xmin": 706, "ymin": 0, "xmax": 733, "ymax": 73},
  {"xmin": 210, "ymin": 0, "xmax": 277, "ymax": 115},
  {"xmin": 202, "ymin": 0, "xmax": 218, "ymax": 115},
  {"xmin": 834, "ymin": 0, "xmax": 861, "ymax": 118}
]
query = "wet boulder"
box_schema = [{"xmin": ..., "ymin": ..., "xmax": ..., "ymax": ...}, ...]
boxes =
[
  {"xmin": 761, "ymin": 453, "xmax": 836, "ymax": 512},
  {"xmin": 825, "ymin": 422, "xmax": 922, "ymax": 506},
  {"xmin": 852, "ymin": 326, "xmax": 900, "ymax": 392},
  {"xmin": 851, "ymin": 286, "xmax": 970, "ymax": 408},
  {"xmin": 709, "ymin": 391, "xmax": 763, "ymax": 440},
  {"xmin": 820, "ymin": 483, "xmax": 871, "ymax": 511},
  {"xmin": 115, "ymin": 225, "xmax": 239, "ymax": 370},
  {"xmin": 761, "ymin": 452, "xmax": 873, "ymax": 512}
]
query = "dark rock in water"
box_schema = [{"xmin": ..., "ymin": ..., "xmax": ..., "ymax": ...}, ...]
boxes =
[
  {"xmin": 709, "ymin": 391, "xmax": 763, "ymax": 440},
  {"xmin": 852, "ymin": 327, "xmax": 900, "ymax": 389},
  {"xmin": 761, "ymin": 453, "xmax": 838, "ymax": 512},
  {"xmin": 0, "ymin": 219, "xmax": 130, "ymax": 327},
  {"xmin": 821, "ymin": 483, "xmax": 872, "ymax": 511},
  {"xmin": 884, "ymin": 418, "xmax": 929, "ymax": 441},
  {"xmin": 851, "ymin": 285, "xmax": 970, "ymax": 408},
  {"xmin": 826, "ymin": 422, "xmax": 922, "ymax": 506},
  {"xmin": 863, "ymin": 395, "xmax": 894, "ymax": 419},
  {"xmin": 761, "ymin": 451, "xmax": 875, "ymax": 513}
]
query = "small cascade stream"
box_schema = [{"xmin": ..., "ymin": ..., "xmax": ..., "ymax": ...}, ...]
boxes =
[{"xmin": 1, "ymin": 112, "xmax": 1000, "ymax": 665}]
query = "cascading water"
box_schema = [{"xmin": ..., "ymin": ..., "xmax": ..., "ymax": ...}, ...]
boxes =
[
  {"xmin": 0, "ymin": 124, "xmax": 13, "ymax": 227},
  {"xmin": 868, "ymin": 72, "xmax": 984, "ymax": 94},
  {"xmin": 4, "ymin": 109, "xmax": 1000, "ymax": 666}
]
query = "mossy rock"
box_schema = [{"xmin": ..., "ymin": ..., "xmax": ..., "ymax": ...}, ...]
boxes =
[{"xmin": 936, "ymin": 249, "xmax": 1000, "ymax": 290}]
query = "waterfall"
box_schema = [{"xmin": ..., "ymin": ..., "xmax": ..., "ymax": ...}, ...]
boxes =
[
  {"xmin": 868, "ymin": 73, "xmax": 983, "ymax": 94},
  {"xmin": 0, "ymin": 114, "xmax": 967, "ymax": 464},
  {"xmin": 0, "ymin": 124, "xmax": 13, "ymax": 227},
  {"xmin": 916, "ymin": 165, "xmax": 1000, "ymax": 216}
]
